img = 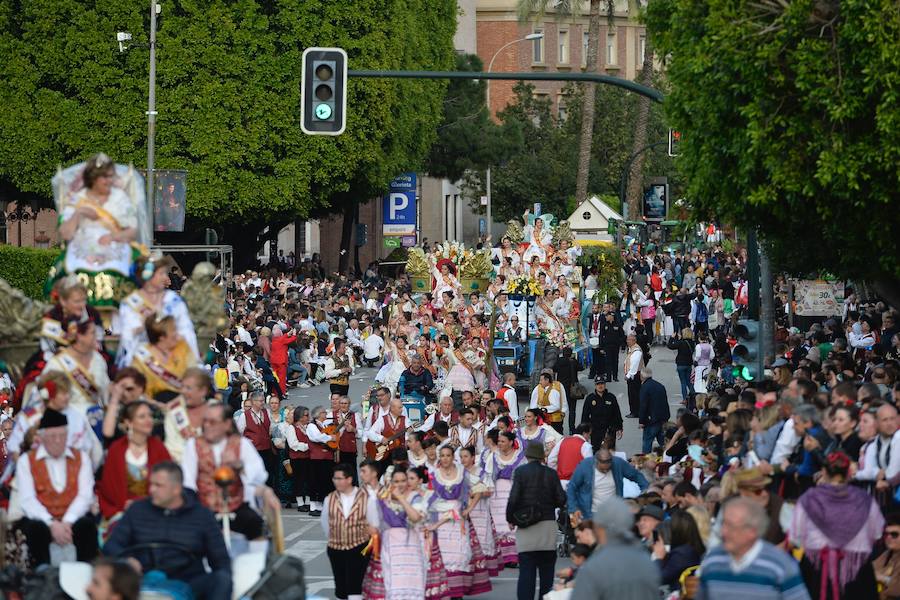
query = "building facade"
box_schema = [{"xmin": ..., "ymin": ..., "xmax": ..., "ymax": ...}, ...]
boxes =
[{"xmin": 477, "ymin": 0, "xmax": 648, "ymax": 118}]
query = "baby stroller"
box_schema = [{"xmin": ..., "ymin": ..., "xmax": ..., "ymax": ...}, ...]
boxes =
[{"xmin": 556, "ymin": 508, "xmax": 576, "ymax": 557}]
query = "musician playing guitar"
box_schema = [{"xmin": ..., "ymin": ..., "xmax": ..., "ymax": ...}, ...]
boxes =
[
  {"xmin": 326, "ymin": 396, "xmax": 363, "ymax": 483},
  {"xmin": 363, "ymin": 387, "xmax": 409, "ymax": 460},
  {"xmin": 365, "ymin": 399, "xmax": 409, "ymax": 470}
]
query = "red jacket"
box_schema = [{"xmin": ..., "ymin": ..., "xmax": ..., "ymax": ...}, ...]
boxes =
[
  {"xmin": 270, "ymin": 334, "xmax": 297, "ymax": 366},
  {"xmin": 97, "ymin": 436, "xmax": 171, "ymax": 519}
]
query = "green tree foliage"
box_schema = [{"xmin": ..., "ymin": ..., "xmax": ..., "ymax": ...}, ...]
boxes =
[
  {"xmin": 489, "ymin": 81, "xmax": 675, "ymax": 222},
  {"xmin": 0, "ymin": 246, "xmax": 59, "ymax": 300},
  {"xmin": 644, "ymin": 0, "xmax": 900, "ymax": 286},
  {"xmin": 423, "ymin": 53, "xmax": 520, "ymax": 183},
  {"xmin": 0, "ymin": 0, "xmax": 456, "ymax": 225}
]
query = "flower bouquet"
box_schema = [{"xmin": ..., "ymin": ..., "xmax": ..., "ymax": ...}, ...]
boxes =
[{"xmin": 508, "ymin": 275, "xmax": 543, "ymax": 297}]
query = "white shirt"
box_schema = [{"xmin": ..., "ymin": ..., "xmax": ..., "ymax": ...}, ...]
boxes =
[
  {"xmin": 417, "ymin": 409, "xmax": 455, "ymax": 433},
  {"xmin": 306, "ymin": 422, "xmax": 334, "ymax": 444},
  {"xmin": 366, "ymin": 414, "xmax": 407, "ymax": 444},
  {"xmin": 730, "ymin": 539, "xmax": 764, "ymax": 573},
  {"xmin": 6, "ymin": 406, "xmax": 103, "ymax": 470},
  {"xmin": 323, "ymin": 411, "xmax": 364, "ymax": 441},
  {"xmin": 769, "ymin": 417, "xmax": 799, "ymax": 465},
  {"xmin": 856, "ymin": 430, "xmax": 900, "ymax": 481},
  {"xmin": 451, "ymin": 424, "xmax": 481, "ymax": 454},
  {"xmin": 498, "ymin": 386, "xmax": 520, "ymax": 421},
  {"xmin": 324, "ymin": 354, "xmax": 356, "ymax": 379},
  {"xmin": 234, "ymin": 408, "xmax": 273, "ymax": 436},
  {"xmin": 529, "ymin": 385, "xmax": 561, "ymax": 415},
  {"xmin": 16, "ymin": 447, "xmax": 94, "ymax": 524},
  {"xmin": 285, "ymin": 423, "xmax": 309, "ymax": 452},
  {"xmin": 182, "ymin": 436, "xmax": 267, "ymax": 504},
  {"xmin": 345, "ymin": 328, "xmax": 365, "ymax": 349},
  {"xmin": 363, "ymin": 334, "xmax": 384, "ymax": 360},
  {"xmin": 547, "ymin": 435, "xmax": 592, "ymax": 470},
  {"xmin": 625, "ymin": 347, "xmax": 644, "ymax": 380},
  {"xmin": 591, "ymin": 469, "xmax": 616, "ymax": 516}
]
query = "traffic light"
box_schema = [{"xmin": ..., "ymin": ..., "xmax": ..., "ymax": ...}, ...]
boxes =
[
  {"xmin": 732, "ymin": 319, "xmax": 760, "ymax": 381},
  {"xmin": 355, "ymin": 223, "xmax": 367, "ymax": 247},
  {"xmin": 301, "ymin": 47, "xmax": 348, "ymax": 136},
  {"xmin": 667, "ymin": 129, "xmax": 681, "ymax": 157}
]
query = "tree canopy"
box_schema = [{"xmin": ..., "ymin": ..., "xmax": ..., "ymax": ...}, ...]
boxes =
[
  {"xmin": 489, "ymin": 80, "xmax": 675, "ymax": 223},
  {"xmin": 644, "ymin": 0, "xmax": 900, "ymax": 289},
  {"xmin": 0, "ymin": 0, "xmax": 457, "ymax": 224}
]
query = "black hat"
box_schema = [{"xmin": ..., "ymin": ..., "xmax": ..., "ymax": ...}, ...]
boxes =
[
  {"xmin": 594, "ymin": 376, "xmax": 607, "ymax": 384},
  {"xmin": 38, "ymin": 408, "xmax": 67, "ymax": 430},
  {"xmin": 524, "ymin": 441, "xmax": 545, "ymax": 461},
  {"xmin": 636, "ymin": 504, "xmax": 664, "ymax": 521}
]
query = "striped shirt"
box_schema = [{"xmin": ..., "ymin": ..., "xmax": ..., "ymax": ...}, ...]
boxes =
[{"xmin": 697, "ymin": 541, "xmax": 810, "ymax": 600}]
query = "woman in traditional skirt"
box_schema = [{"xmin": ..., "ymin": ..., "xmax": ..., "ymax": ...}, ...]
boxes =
[
  {"xmin": 269, "ymin": 396, "xmax": 295, "ymax": 507},
  {"xmin": 460, "ymin": 446, "xmax": 500, "ymax": 576},
  {"xmin": 429, "ymin": 446, "xmax": 492, "ymax": 598},
  {"xmin": 516, "ymin": 408, "xmax": 562, "ymax": 456},
  {"xmin": 364, "ymin": 468, "xmax": 429, "ymax": 600},
  {"xmin": 489, "ymin": 430, "xmax": 525, "ymax": 568},
  {"xmin": 408, "ymin": 466, "xmax": 449, "ymax": 600}
]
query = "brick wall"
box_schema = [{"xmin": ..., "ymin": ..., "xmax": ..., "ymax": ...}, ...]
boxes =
[
  {"xmin": 318, "ymin": 199, "xmax": 386, "ymax": 276},
  {"xmin": 3, "ymin": 202, "xmax": 59, "ymax": 248}
]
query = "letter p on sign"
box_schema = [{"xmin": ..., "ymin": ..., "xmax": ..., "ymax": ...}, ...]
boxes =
[{"xmin": 389, "ymin": 193, "xmax": 409, "ymax": 221}]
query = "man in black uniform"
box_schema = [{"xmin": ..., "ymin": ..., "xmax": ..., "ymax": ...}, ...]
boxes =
[
  {"xmin": 600, "ymin": 310, "xmax": 624, "ymax": 382},
  {"xmin": 579, "ymin": 377, "xmax": 623, "ymax": 451}
]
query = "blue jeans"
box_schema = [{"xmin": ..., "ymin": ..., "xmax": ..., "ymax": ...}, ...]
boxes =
[
  {"xmin": 642, "ymin": 423, "xmax": 665, "ymax": 453},
  {"xmin": 517, "ymin": 549, "xmax": 556, "ymax": 600},
  {"xmin": 676, "ymin": 365, "xmax": 692, "ymax": 403}
]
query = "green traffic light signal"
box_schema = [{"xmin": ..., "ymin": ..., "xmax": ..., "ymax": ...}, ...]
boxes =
[{"xmin": 731, "ymin": 365, "xmax": 754, "ymax": 381}]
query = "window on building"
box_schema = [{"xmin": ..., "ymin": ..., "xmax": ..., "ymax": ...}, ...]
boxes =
[
  {"xmin": 639, "ymin": 35, "xmax": 646, "ymax": 66},
  {"xmin": 558, "ymin": 30, "xmax": 569, "ymax": 65},
  {"xmin": 533, "ymin": 28, "xmax": 544, "ymax": 63},
  {"xmin": 606, "ymin": 31, "xmax": 617, "ymax": 65},
  {"xmin": 582, "ymin": 31, "xmax": 590, "ymax": 67},
  {"xmin": 558, "ymin": 96, "xmax": 568, "ymax": 122},
  {"xmin": 533, "ymin": 93, "xmax": 549, "ymax": 125}
]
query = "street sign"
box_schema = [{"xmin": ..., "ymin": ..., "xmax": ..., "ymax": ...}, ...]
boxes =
[
  {"xmin": 401, "ymin": 235, "xmax": 417, "ymax": 247},
  {"xmin": 382, "ymin": 173, "xmax": 417, "ymax": 237},
  {"xmin": 480, "ymin": 195, "xmax": 488, "ymax": 206},
  {"xmin": 384, "ymin": 237, "xmax": 401, "ymax": 249}
]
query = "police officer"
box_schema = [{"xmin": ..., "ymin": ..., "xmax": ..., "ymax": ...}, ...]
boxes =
[
  {"xmin": 579, "ymin": 377, "xmax": 623, "ymax": 451},
  {"xmin": 600, "ymin": 310, "xmax": 624, "ymax": 382}
]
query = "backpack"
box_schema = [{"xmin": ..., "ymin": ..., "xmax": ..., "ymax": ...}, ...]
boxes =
[{"xmin": 696, "ymin": 300, "xmax": 708, "ymax": 323}]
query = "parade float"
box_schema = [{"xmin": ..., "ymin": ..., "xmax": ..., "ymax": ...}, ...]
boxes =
[{"xmin": 406, "ymin": 241, "xmax": 493, "ymax": 295}]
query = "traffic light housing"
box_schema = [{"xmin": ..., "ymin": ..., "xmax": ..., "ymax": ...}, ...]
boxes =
[
  {"xmin": 732, "ymin": 319, "xmax": 760, "ymax": 381},
  {"xmin": 668, "ymin": 129, "xmax": 681, "ymax": 157},
  {"xmin": 301, "ymin": 47, "xmax": 348, "ymax": 136}
]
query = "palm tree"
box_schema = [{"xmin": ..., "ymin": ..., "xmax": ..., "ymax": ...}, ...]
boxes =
[
  {"xmin": 624, "ymin": 4, "xmax": 655, "ymax": 220},
  {"xmin": 518, "ymin": 0, "xmax": 615, "ymax": 205}
]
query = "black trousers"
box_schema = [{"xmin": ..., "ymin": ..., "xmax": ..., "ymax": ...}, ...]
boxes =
[
  {"xmin": 229, "ymin": 502, "xmax": 264, "ymax": 540},
  {"xmin": 567, "ymin": 394, "xmax": 579, "ymax": 433},
  {"xmin": 291, "ymin": 457, "xmax": 311, "ymax": 500},
  {"xmin": 602, "ymin": 347, "xmax": 619, "ymax": 380},
  {"xmin": 548, "ymin": 421, "xmax": 564, "ymax": 435},
  {"xmin": 258, "ymin": 448, "xmax": 278, "ymax": 489},
  {"xmin": 517, "ymin": 549, "xmax": 556, "ymax": 600},
  {"xmin": 626, "ymin": 376, "xmax": 642, "ymax": 416},
  {"xmin": 309, "ymin": 459, "xmax": 335, "ymax": 502},
  {"xmin": 327, "ymin": 543, "xmax": 371, "ymax": 599},
  {"xmin": 330, "ymin": 383, "xmax": 350, "ymax": 396},
  {"xmin": 588, "ymin": 347, "xmax": 605, "ymax": 379},
  {"xmin": 17, "ymin": 516, "xmax": 98, "ymax": 567},
  {"xmin": 590, "ymin": 426, "xmax": 610, "ymax": 451}
]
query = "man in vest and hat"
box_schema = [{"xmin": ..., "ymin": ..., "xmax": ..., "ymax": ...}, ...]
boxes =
[
  {"xmin": 365, "ymin": 398, "xmax": 409, "ymax": 472},
  {"xmin": 321, "ymin": 463, "xmax": 373, "ymax": 600},
  {"xmin": 235, "ymin": 390, "xmax": 276, "ymax": 488},
  {"xmin": 183, "ymin": 403, "xmax": 277, "ymax": 550},
  {"xmin": 530, "ymin": 372, "xmax": 564, "ymax": 434},
  {"xmin": 327, "ymin": 396, "xmax": 363, "ymax": 484},
  {"xmin": 548, "ymin": 423, "xmax": 593, "ymax": 490},
  {"xmin": 324, "ymin": 338, "xmax": 355, "ymax": 397},
  {"xmin": 15, "ymin": 408, "xmax": 98, "ymax": 566}
]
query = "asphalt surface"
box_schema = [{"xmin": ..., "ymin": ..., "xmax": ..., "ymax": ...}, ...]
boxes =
[{"xmin": 280, "ymin": 345, "xmax": 685, "ymax": 599}]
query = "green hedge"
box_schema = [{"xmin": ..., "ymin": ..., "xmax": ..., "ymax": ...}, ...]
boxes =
[{"xmin": 0, "ymin": 245, "xmax": 60, "ymax": 300}]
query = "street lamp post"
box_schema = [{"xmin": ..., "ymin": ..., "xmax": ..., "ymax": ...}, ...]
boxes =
[
  {"xmin": 485, "ymin": 33, "xmax": 543, "ymax": 238},
  {"xmin": 146, "ymin": 0, "xmax": 158, "ymax": 236}
]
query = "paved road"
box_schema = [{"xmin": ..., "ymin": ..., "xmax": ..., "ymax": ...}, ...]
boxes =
[{"xmin": 279, "ymin": 345, "xmax": 685, "ymax": 599}]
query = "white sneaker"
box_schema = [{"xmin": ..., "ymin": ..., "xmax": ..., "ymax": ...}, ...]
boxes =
[{"xmin": 299, "ymin": 382, "xmax": 310, "ymax": 388}]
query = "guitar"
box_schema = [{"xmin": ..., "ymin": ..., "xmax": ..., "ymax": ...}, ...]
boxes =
[
  {"xmin": 323, "ymin": 412, "xmax": 352, "ymax": 450},
  {"xmin": 374, "ymin": 420, "xmax": 423, "ymax": 461}
]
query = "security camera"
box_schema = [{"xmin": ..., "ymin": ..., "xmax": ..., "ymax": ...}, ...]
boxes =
[{"xmin": 117, "ymin": 31, "xmax": 132, "ymax": 53}]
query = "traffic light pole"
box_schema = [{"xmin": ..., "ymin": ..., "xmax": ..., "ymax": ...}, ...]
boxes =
[
  {"xmin": 746, "ymin": 229, "xmax": 760, "ymax": 320},
  {"xmin": 348, "ymin": 70, "xmax": 664, "ymax": 103}
]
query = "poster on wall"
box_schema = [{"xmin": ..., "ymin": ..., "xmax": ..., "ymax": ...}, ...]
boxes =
[
  {"xmin": 793, "ymin": 280, "xmax": 845, "ymax": 316},
  {"xmin": 642, "ymin": 182, "xmax": 668, "ymax": 221}
]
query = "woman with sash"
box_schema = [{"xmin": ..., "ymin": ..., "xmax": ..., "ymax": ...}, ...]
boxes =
[
  {"xmin": 407, "ymin": 466, "xmax": 450, "ymax": 600},
  {"xmin": 429, "ymin": 446, "xmax": 492, "ymax": 597},
  {"xmin": 51, "ymin": 153, "xmax": 149, "ymax": 308},
  {"xmin": 41, "ymin": 317, "xmax": 110, "ymax": 429},
  {"xmin": 445, "ymin": 338, "xmax": 480, "ymax": 398},
  {"xmin": 429, "ymin": 257, "xmax": 461, "ymax": 311},
  {"xmin": 40, "ymin": 276, "xmax": 104, "ymax": 362},
  {"xmin": 115, "ymin": 253, "xmax": 197, "ymax": 368},
  {"xmin": 363, "ymin": 468, "xmax": 429, "ymax": 600},
  {"xmin": 522, "ymin": 212, "xmax": 553, "ymax": 265},
  {"xmin": 97, "ymin": 401, "xmax": 170, "ymax": 532},
  {"xmin": 130, "ymin": 314, "xmax": 197, "ymax": 400},
  {"xmin": 376, "ymin": 335, "xmax": 412, "ymax": 397},
  {"xmin": 162, "ymin": 367, "xmax": 211, "ymax": 462},
  {"xmin": 491, "ymin": 236, "xmax": 521, "ymax": 274},
  {"xmin": 460, "ymin": 445, "xmax": 499, "ymax": 576},
  {"xmin": 490, "ymin": 430, "xmax": 525, "ymax": 568}
]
